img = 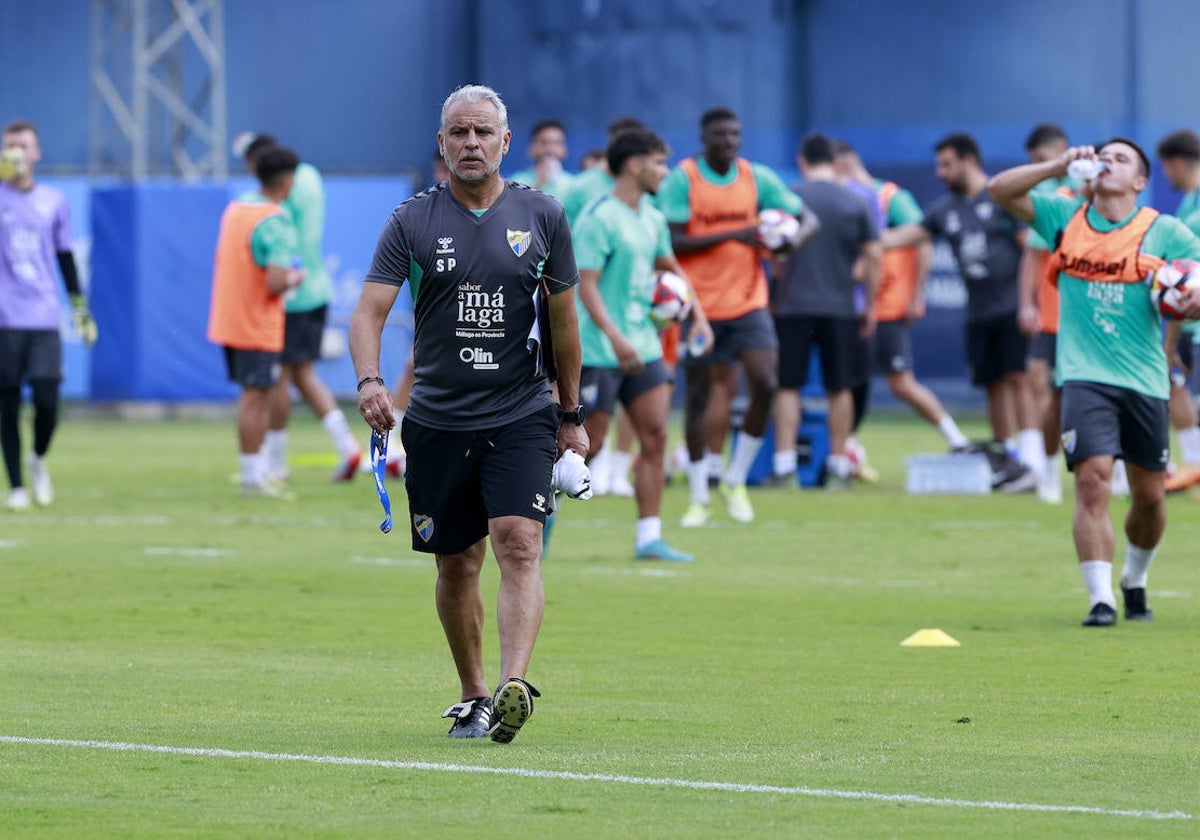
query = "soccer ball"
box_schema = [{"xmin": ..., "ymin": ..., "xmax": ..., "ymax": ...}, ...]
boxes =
[
  {"xmin": 650, "ymin": 270, "xmax": 693, "ymax": 328},
  {"xmin": 757, "ymin": 208, "xmax": 802, "ymax": 251},
  {"xmin": 1150, "ymin": 258, "xmax": 1200, "ymax": 321}
]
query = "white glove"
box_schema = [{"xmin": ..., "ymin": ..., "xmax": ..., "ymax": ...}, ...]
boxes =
[{"xmin": 552, "ymin": 450, "xmax": 593, "ymax": 501}]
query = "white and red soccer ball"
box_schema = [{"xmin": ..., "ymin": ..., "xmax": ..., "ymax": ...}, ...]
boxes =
[
  {"xmin": 650, "ymin": 270, "xmax": 693, "ymax": 328},
  {"xmin": 1150, "ymin": 258, "xmax": 1200, "ymax": 321},
  {"xmin": 757, "ymin": 208, "xmax": 803, "ymax": 252}
]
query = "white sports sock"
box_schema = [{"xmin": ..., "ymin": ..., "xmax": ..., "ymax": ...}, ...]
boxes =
[
  {"xmin": 773, "ymin": 448, "xmax": 797, "ymax": 477},
  {"xmin": 938, "ymin": 414, "xmax": 969, "ymax": 449},
  {"xmin": 240, "ymin": 452, "xmax": 263, "ymax": 486},
  {"xmin": 610, "ymin": 450, "xmax": 634, "ymax": 484},
  {"xmin": 686, "ymin": 459, "xmax": 710, "ymax": 505},
  {"xmin": 827, "ymin": 453, "xmax": 851, "ymax": 479},
  {"xmin": 321, "ymin": 409, "xmax": 358, "ymax": 457},
  {"xmin": 724, "ymin": 434, "xmax": 763, "ymax": 487},
  {"xmin": 1120, "ymin": 544, "xmax": 1157, "ymax": 589},
  {"xmin": 264, "ymin": 430, "xmax": 287, "ymax": 474},
  {"xmin": 705, "ymin": 450, "xmax": 724, "ymax": 479},
  {"xmin": 1041, "ymin": 453, "xmax": 1062, "ymax": 495},
  {"xmin": 1177, "ymin": 426, "xmax": 1200, "ymax": 465},
  {"xmin": 1079, "ymin": 559, "xmax": 1115, "ymax": 608},
  {"xmin": 1017, "ymin": 428, "xmax": 1046, "ymax": 473},
  {"xmin": 635, "ymin": 516, "xmax": 662, "ymax": 550}
]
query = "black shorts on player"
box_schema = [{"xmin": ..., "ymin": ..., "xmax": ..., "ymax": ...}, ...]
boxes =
[
  {"xmin": 684, "ymin": 307, "xmax": 777, "ymax": 367},
  {"xmin": 282, "ymin": 304, "xmax": 327, "ymax": 364},
  {"xmin": 223, "ymin": 347, "xmax": 281, "ymax": 389},
  {"xmin": 965, "ymin": 313, "xmax": 1028, "ymax": 386},
  {"xmin": 400, "ymin": 404, "xmax": 558, "ymax": 555},
  {"xmin": 1060, "ymin": 382, "xmax": 1169, "ymax": 472},
  {"xmin": 775, "ymin": 314, "xmax": 865, "ymax": 392},
  {"xmin": 870, "ymin": 320, "xmax": 913, "ymax": 375},
  {"xmin": 580, "ymin": 359, "xmax": 673, "ymax": 415},
  {"xmin": 0, "ymin": 329, "xmax": 62, "ymax": 387}
]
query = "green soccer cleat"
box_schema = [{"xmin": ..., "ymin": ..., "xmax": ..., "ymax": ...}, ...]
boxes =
[
  {"xmin": 680, "ymin": 501, "xmax": 711, "ymax": 528},
  {"xmin": 719, "ymin": 482, "xmax": 755, "ymax": 523}
]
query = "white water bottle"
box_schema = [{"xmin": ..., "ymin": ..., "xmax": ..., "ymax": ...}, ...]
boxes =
[{"xmin": 1067, "ymin": 159, "xmax": 1106, "ymax": 181}]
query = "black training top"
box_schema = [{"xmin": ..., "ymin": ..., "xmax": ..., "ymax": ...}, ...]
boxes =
[{"xmin": 366, "ymin": 180, "xmax": 579, "ymax": 430}]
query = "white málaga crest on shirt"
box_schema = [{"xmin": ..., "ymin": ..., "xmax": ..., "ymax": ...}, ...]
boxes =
[{"xmin": 506, "ymin": 228, "xmax": 531, "ymax": 257}]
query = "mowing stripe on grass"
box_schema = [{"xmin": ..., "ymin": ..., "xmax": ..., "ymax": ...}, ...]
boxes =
[{"xmin": 1, "ymin": 735, "xmax": 1191, "ymax": 821}]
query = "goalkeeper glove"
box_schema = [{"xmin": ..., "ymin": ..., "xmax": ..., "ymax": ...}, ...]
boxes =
[{"xmin": 70, "ymin": 294, "xmax": 98, "ymax": 347}]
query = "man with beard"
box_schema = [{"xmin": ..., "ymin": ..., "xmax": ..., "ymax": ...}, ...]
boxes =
[{"xmin": 886, "ymin": 132, "xmax": 1041, "ymax": 490}]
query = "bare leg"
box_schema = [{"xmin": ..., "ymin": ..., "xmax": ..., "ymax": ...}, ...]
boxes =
[
  {"xmin": 1124, "ymin": 463, "xmax": 1166, "ymax": 550},
  {"xmin": 1072, "ymin": 456, "xmax": 1115, "ymax": 562},
  {"xmin": 267, "ymin": 368, "xmax": 293, "ymax": 433},
  {"xmin": 290, "ymin": 361, "xmax": 338, "ymax": 418},
  {"xmin": 738, "ymin": 348, "xmax": 779, "ymax": 437},
  {"xmin": 490, "ymin": 515, "xmax": 545, "ymax": 682},
  {"xmin": 435, "ymin": 539, "xmax": 490, "ymax": 700},
  {"xmin": 625, "ymin": 383, "xmax": 671, "ymax": 518},
  {"xmin": 237, "ymin": 387, "xmax": 272, "ymax": 455},
  {"xmin": 773, "ymin": 388, "xmax": 801, "ymax": 463}
]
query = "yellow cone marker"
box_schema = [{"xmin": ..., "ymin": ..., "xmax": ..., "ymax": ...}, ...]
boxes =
[{"xmin": 900, "ymin": 628, "xmax": 961, "ymax": 647}]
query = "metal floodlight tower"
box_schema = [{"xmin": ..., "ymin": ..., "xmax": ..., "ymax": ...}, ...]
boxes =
[{"xmin": 89, "ymin": 0, "xmax": 228, "ymax": 180}]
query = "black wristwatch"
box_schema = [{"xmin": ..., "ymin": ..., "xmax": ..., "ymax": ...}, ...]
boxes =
[{"xmin": 559, "ymin": 404, "xmax": 587, "ymax": 426}]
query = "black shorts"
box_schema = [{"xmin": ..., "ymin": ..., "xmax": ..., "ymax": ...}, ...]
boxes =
[
  {"xmin": 223, "ymin": 346, "xmax": 282, "ymax": 389},
  {"xmin": 282, "ymin": 304, "xmax": 327, "ymax": 364},
  {"xmin": 1060, "ymin": 381, "xmax": 1169, "ymax": 471},
  {"xmin": 775, "ymin": 315, "xmax": 866, "ymax": 392},
  {"xmin": 871, "ymin": 320, "xmax": 913, "ymax": 374},
  {"xmin": 580, "ymin": 359, "xmax": 673, "ymax": 416},
  {"xmin": 1031, "ymin": 331, "xmax": 1057, "ymax": 367},
  {"xmin": 684, "ymin": 308, "xmax": 777, "ymax": 367},
  {"xmin": 965, "ymin": 313, "xmax": 1028, "ymax": 386},
  {"xmin": 401, "ymin": 404, "xmax": 558, "ymax": 555},
  {"xmin": 0, "ymin": 329, "xmax": 62, "ymax": 388}
]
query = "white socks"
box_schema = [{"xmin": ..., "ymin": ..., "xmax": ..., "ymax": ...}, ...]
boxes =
[
  {"xmin": 705, "ymin": 451, "xmax": 724, "ymax": 482},
  {"xmin": 1177, "ymin": 426, "xmax": 1200, "ymax": 465},
  {"xmin": 1017, "ymin": 428, "xmax": 1046, "ymax": 474},
  {"xmin": 1120, "ymin": 543, "xmax": 1157, "ymax": 589},
  {"xmin": 321, "ymin": 409, "xmax": 359, "ymax": 458},
  {"xmin": 264, "ymin": 430, "xmax": 287, "ymax": 476},
  {"xmin": 1079, "ymin": 560, "xmax": 1115, "ymax": 608},
  {"xmin": 724, "ymin": 434, "xmax": 763, "ymax": 487},
  {"xmin": 610, "ymin": 450, "xmax": 634, "ymax": 486},
  {"xmin": 773, "ymin": 448, "xmax": 798, "ymax": 477},
  {"xmin": 240, "ymin": 451, "xmax": 265, "ymax": 487},
  {"xmin": 635, "ymin": 516, "xmax": 661, "ymax": 550},
  {"xmin": 938, "ymin": 414, "xmax": 970, "ymax": 449}
]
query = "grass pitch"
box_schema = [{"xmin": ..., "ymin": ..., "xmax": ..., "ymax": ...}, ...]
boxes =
[{"xmin": 1, "ymin": 409, "xmax": 1198, "ymax": 838}]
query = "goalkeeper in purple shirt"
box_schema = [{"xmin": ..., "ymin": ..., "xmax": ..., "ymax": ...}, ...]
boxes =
[{"xmin": 0, "ymin": 119, "xmax": 97, "ymax": 511}]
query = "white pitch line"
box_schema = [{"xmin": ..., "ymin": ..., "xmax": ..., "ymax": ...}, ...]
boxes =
[{"xmin": 0, "ymin": 735, "xmax": 1190, "ymax": 821}]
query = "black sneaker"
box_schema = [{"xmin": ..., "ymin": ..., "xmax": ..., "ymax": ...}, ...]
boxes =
[
  {"xmin": 1120, "ymin": 583, "xmax": 1154, "ymax": 621},
  {"xmin": 1081, "ymin": 602, "xmax": 1117, "ymax": 627},
  {"xmin": 489, "ymin": 677, "xmax": 541, "ymax": 744},
  {"xmin": 442, "ymin": 696, "xmax": 493, "ymax": 738}
]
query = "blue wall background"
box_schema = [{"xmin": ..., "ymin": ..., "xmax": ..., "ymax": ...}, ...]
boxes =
[
  {"xmin": 10, "ymin": 0, "xmax": 1200, "ymax": 177},
  {"xmin": 6, "ymin": 0, "xmax": 1200, "ymax": 401}
]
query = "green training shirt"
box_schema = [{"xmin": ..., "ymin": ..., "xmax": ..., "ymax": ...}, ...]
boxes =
[
  {"xmin": 509, "ymin": 167, "xmax": 575, "ymax": 204},
  {"xmin": 561, "ymin": 167, "xmax": 615, "ymax": 225},
  {"xmin": 572, "ymin": 193, "xmax": 672, "ymax": 367},
  {"xmin": 281, "ymin": 162, "xmax": 331, "ymax": 312},
  {"xmin": 1030, "ymin": 192, "xmax": 1200, "ymax": 398}
]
